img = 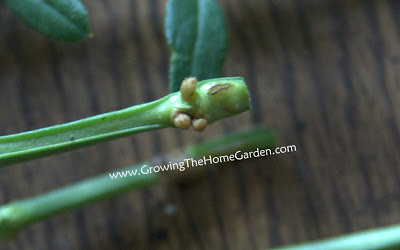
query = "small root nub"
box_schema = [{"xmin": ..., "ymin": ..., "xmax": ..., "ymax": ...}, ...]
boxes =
[
  {"xmin": 173, "ymin": 113, "xmax": 192, "ymax": 130},
  {"xmin": 192, "ymin": 118, "xmax": 207, "ymax": 132},
  {"xmin": 180, "ymin": 77, "xmax": 197, "ymax": 101}
]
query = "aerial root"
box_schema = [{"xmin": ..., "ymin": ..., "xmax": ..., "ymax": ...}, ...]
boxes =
[
  {"xmin": 172, "ymin": 77, "xmax": 208, "ymax": 132},
  {"xmin": 180, "ymin": 77, "xmax": 197, "ymax": 101}
]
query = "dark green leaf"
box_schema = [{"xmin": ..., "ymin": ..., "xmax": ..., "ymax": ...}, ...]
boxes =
[
  {"xmin": 5, "ymin": 0, "xmax": 91, "ymax": 42},
  {"xmin": 165, "ymin": 0, "xmax": 227, "ymax": 92}
]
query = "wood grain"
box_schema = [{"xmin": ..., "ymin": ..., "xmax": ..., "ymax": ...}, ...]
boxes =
[{"xmin": 1, "ymin": 0, "xmax": 400, "ymax": 249}]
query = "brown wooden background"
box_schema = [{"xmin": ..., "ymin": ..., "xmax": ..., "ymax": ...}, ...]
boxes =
[{"xmin": 1, "ymin": 0, "xmax": 400, "ymax": 249}]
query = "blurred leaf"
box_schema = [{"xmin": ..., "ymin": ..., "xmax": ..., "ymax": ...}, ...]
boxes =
[
  {"xmin": 165, "ymin": 0, "xmax": 227, "ymax": 92},
  {"xmin": 5, "ymin": 0, "xmax": 91, "ymax": 42}
]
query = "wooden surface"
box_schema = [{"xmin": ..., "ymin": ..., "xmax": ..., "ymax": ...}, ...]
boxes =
[{"xmin": 1, "ymin": 0, "xmax": 400, "ymax": 249}]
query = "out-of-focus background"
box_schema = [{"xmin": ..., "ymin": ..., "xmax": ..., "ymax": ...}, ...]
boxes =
[{"xmin": 1, "ymin": 0, "xmax": 400, "ymax": 249}]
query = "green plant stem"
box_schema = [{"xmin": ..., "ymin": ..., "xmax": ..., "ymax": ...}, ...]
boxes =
[
  {"xmin": 270, "ymin": 224, "xmax": 400, "ymax": 250},
  {"xmin": 0, "ymin": 162, "xmax": 158, "ymax": 239},
  {"xmin": 0, "ymin": 77, "xmax": 250, "ymax": 167},
  {"xmin": 0, "ymin": 126, "xmax": 276, "ymax": 238}
]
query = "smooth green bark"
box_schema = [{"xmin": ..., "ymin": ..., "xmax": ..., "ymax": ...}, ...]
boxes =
[{"xmin": 0, "ymin": 77, "xmax": 250, "ymax": 167}]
